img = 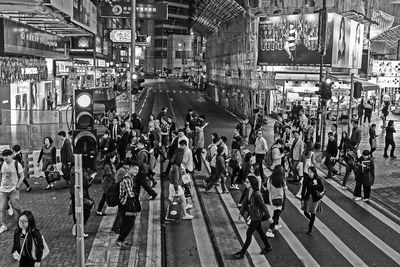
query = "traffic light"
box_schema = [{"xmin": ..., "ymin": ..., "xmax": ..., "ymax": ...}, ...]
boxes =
[
  {"xmin": 73, "ymin": 89, "xmax": 97, "ymax": 172},
  {"xmin": 315, "ymin": 80, "xmax": 332, "ymax": 100},
  {"xmin": 354, "ymin": 82, "xmax": 363, "ymax": 98}
]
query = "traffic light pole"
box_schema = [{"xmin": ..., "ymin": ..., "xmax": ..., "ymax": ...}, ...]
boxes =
[
  {"xmin": 348, "ymin": 73, "xmax": 355, "ymax": 133},
  {"xmin": 74, "ymin": 154, "xmax": 85, "ymax": 267},
  {"xmin": 130, "ymin": 0, "xmax": 136, "ymax": 114},
  {"xmin": 315, "ymin": 0, "xmax": 327, "ymax": 150}
]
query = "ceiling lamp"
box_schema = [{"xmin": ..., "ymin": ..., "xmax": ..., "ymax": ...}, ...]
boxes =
[{"xmin": 390, "ymin": 0, "xmax": 400, "ymax": 4}]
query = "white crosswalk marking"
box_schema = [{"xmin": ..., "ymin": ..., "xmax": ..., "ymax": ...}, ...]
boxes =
[
  {"xmin": 323, "ymin": 196, "xmax": 400, "ymax": 263},
  {"xmin": 285, "ymin": 193, "xmax": 368, "ymax": 267}
]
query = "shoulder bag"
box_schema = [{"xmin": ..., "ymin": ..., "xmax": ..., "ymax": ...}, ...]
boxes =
[{"xmin": 31, "ymin": 233, "xmax": 50, "ymax": 260}]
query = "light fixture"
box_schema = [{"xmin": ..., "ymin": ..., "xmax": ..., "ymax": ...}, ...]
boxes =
[
  {"xmin": 77, "ymin": 93, "xmax": 92, "ymax": 108},
  {"xmin": 390, "ymin": 0, "xmax": 400, "ymax": 4}
]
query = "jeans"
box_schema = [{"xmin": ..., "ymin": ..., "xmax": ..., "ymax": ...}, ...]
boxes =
[
  {"xmin": 241, "ymin": 220, "xmax": 271, "ymax": 252},
  {"xmin": 269, "ymin": 209, "xmax": 281, "ymax": 230},
  {"xmin": 0, "ymin": 189, "xmax": 22, "ymax": 226},
  {"xmin": 117, "ymin": 204, "xmax": 136, "ymax": 242},
  {"xmin": 384, "ymin": 138, "xmax": 396, "ymax": 156},
  {"xmin": 342, "ymin": 167, "xmax": 353, "ymax": 187},
  {"xmin": 231, "ymin": 167, "xmax": 241, "ymax": 185},
  {"xmin": 193, "ymin": 148, "xmax": 203, "ymax": 171},
  {"xmin": 354, "ymin": 178, "xmax": 371, "ymax": 199}
]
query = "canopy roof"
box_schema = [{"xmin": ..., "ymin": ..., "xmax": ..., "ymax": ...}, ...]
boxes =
[{"xmin": 191, "ymin": 0, "xmax": 245, "ymax": 37}]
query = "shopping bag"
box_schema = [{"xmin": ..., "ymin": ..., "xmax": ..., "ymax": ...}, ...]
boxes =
[
  {"xmin": 182, "ymin": 173, "xmax": 192, "ymax": 184},
  {"xmin": 166, "ymin": 196, "xmax": 182, "ymax": 221}
]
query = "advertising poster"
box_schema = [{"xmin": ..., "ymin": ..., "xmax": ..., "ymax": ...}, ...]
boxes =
[
  {"xmin": 116, "ymin": 92, "xmax": 130, "ymax": 118},
  {"xmin": 257, "ymin": 13, "xmax": 320, "ymax": 65},
  {"xmin": 372, "ymin": 60, "xmax": 400, "ymax": 77},
  {"xmin": 72, "ymin": 0, "xmax": 97, "ymax": 34},
  {"xmin": 329, "ymin": 13, "xmax": 364, "ymax": 69}
]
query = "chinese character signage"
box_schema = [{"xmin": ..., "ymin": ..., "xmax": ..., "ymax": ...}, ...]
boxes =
[
  {"xmin": 372, "ymin": 60, "xmax": 400, "ymax": 77},
  {"xmin": 101, "ymin": 2, "xmax": 168, "ymax": 20},
  {"xmin": 110, "ymin": 30, "xmax": 151, "ymax": 46},
  {"xmin": 0, "ymin": 18, "xmax": 65, "ymax": 58},
  {"xmin": 326, "ymin": 13, "xmax": 364, "ymax": 69},
  {"xmin": 257, "ymin": 14, "xmax": 321, "ymax": 66}
]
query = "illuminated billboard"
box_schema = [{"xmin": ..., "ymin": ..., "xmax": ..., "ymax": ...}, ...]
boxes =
[{"xmin": 257, "ymin": 13, "xmax": 320, "ymax": 65}]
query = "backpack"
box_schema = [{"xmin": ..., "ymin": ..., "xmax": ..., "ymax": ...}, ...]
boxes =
[
  {"xmin": 106, "ymin": 175, "xmax": 130, "ymax": 207},
  {"xmin": 206, "ymin": 145, "xmax": 216, "ymax": 162},
  {"xmin": 0, "ymin": 160, "xmax": 20, "ymax": 179},
  {"xmin": 137, "ymin": 149, "xmax": 156, "ymax": 171},
  {"xmin": 264, "ymin": 146, "xmax": 276, "ymax": 169}
]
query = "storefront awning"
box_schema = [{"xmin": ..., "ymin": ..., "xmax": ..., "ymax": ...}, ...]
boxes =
[
  {"xmin": 330, "ymin": 75, "xmax": 380, "ymax": 91},
  {"xmin": 275, "ymin": 73, "xmax": 320, "ymax": 81}
]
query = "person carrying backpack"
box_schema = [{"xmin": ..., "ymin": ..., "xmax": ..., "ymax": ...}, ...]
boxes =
[
  {"xmin": 135, "ymin": 138, "xmax": 158, "ymax": 200},
  {"xmin": 205, "ymin": 137, "xmax": 219, "ymax": 187},
  {"xmin": 0, "ymin": 149, "xmax": 25, "ymax": 234},
  {"xmin": 354, "ymin": 150, "xmax": 375, "ymax": 202},
  {"xmin": 12, "ymin": 145, "xmax": 31, "ymax": 192}
]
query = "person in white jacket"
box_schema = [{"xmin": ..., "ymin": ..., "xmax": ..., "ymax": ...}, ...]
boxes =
[{"xmin": 180, "ymin": 139, "xmax": 194, "ymax": 209}]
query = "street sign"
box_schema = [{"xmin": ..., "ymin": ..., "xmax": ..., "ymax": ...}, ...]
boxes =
[
  {"xmin": 110, "ymin": 30, "xmax": 150, "ymax": 46},
  {"xmin": 101, "ymin": 2, "xmax": 168, "ymax": 20},
  {"xmin": 332, "ymin": 88, "xmax": 350, "ymax": 97}
]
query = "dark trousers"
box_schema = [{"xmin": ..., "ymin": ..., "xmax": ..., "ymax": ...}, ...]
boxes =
[
  {"xmin": 118, "ymin": 148, "xmax": 127, "ymax": 162},
  {"xmin": 384, "ymin": 138, "xmax": 396, "ymax": 156},
  {"xmin": 20, "ymin": 255, "xmax": 35, "ymax": 267},
  {"xmin": 117, "ymin": 204, "xmax": 136, "ymax": 242},
  {"xmin": 231, "ymin": 166, "xmax": 241, "ymax": 185},
  {"xmin": 62, "ymin": 164, "xmax": 71, "ymax": 183},
  {"xmin": 205, "ymin": 166, "xmax": 217, "ymax": 190},
  {"xmin": 112, "ymin": 208, "xmax": 122, "ymax": 232},
  {"xmin": 304, "ymin": 211, "xmax": 316, "ymax": 232},
  {"xmin": 137, "ymin": 173, "xmax": 157, "ymax": 197},
  {"xmin": 324, "ymin": 156, "xmax": 337, "ymax": 177},
  {"xmin": 97, "ymin": 193, "xmax": 107, "ymax": 212},
  {"xmin": 342, "ymin": 166, "xmax": 353, "ymax": 187},
  {"xmin": 241, "ymin": 220, "xmax": 271, "ymax": 252},
  {"xmin": 193, "ymin": 148, "xmax": 203, "ymax": 170},
  {"xmin": 72, "ymin": 203, "xmax": 91, "ymax": 225},
  {"xmin": 255, "ymin": 154, "xmax": 266, "ymax": 183},
  {"xmin": 364, "ymin": 113, "xmax": 371, "ymax": 124},
  {"xmin": 354, "ymin": 178, "xmax": 371, "ymax": 199},
  {"xmin": 22, "ymin": 178, "xmax": 30, "ymax": 188},
  {"xmin": 268, "ymin": 209, "xmax": 281, "ymax": 230}
]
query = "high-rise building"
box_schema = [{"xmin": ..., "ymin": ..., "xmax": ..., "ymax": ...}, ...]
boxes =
[{"xmin": 141, "ymin": 0, "xmax": 192, "ymax": 74}]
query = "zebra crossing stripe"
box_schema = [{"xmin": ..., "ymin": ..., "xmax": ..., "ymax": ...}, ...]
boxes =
[
  {"xmin": 323, "ymin": 196, "xmax": 400, "ymax": 263},
  {"xmin": 285, "ymin": 192, "xmax": 368, "ymax": 267},
  {"xmin": 324, "ymin": 179, "xmax": 400, "ymax": 235}
]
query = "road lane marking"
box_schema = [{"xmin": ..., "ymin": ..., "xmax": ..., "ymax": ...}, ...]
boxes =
[
  {"xmin": 139, "ymin": 108, "xmax": 143, "ymax": 115},
  {"xmin": 324, "ymin": 179, "xmax": 400, "ymax": 235},
  {"xmin": 285, "ymin": 192, "xmax": 368, "ymax": 267},
  {"xmin": 323, "ymin": 196, "xmax": 400, "ymax": 263},
  {"xmin": 145, "ymin": 161, "xmax": 161, "ymax": 267},
  {"xmin": 190, "ymin": 179, "xmax": 219, "ymax": 266}
]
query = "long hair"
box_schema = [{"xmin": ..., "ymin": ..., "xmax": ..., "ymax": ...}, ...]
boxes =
[
  {"xmin": 18, "ymin": 210, "xmax": 36, "ymax": 232},
  {"xmin": 308, "ymin": 166, "xmax": 318, "ymax": 178},
  {"xmin": 248, "ymin": 175, "xmax": 259, "ymax": 191},
  {"xmin": 270, "ymin": 165, "xmax": 285, "ymax": 188},
  {"xmin": 103, "ymin": 151, "xmax": 117, "ymax": 167}
]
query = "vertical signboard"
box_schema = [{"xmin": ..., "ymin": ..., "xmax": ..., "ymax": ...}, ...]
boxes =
[
  {"xmin": 115, "ymin": 92, "xmax": 130, "ymax": 118},
  {"xmin": 257, "ymin": 14, "xmax": 321, "ymax": 65}
]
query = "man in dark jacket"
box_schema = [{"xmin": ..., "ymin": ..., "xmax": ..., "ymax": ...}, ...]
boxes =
[
  {"xmin": 350, "ymin": 120, "xmax": 362, "ymax": 149},
  {"xmin": 116, "ymin": 123, "xmax": 131, "ymax": 162},
  {"xmin": 325, "ymin": 132, "xmax": 338, "ymax": 178},
  {"xmin": 135, "ymin": 138, "xmax": 158, "ymax": 200},
  {"xmin": 58, "ymin": 131, "xmax": 73, "ymax": 186}
]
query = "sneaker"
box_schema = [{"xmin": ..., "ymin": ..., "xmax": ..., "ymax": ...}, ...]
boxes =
[
  {"xmin": 390, "ymin": 155, "xmax": 397, "ymax": 159},
  {"xmin": 295, "ymin": 193, "xmax": 302, "ymax": 199},
  {"xmin": 44, "ymin": 185, "xmax": 51, "ymax": 190},
  {"xmin": 72, "ymin": 224, "xmax": 76, "ymax": 236},
  {"xmin": 354, "ymin": 197, "xmax": 362, "ymax": 201},
  {"xmin": 234, "ymin": 184, "xmax": 240, "ymax": 190},
  {"xmin": 150, "ymin": 193, "xmax": 158, "ymax": 200},
  {"xmin": 0, "ymin": 225, "xmax": 7, "ymax": 234},
  {"xmin": 266, "ymin": 229, "xmax": 275, "ymax": 238},
  {"xmin": 237, "ymin": 203, "xmax": 242, "ymax": 208},
  {"xmin": 362, "ymin": 198, "xmax": 369, "ymax": 202},
  {"xmin": 383, "ymin": 155, "xmax": 389, "ymax": 158},
  {"xmin": 115, "ymin": 240, "xmax": 128, "ymax": 248},
  {"xmin": 84, "ymin": 233, "xmax": 89, "ymax": 238},
  {"xmin": 229, "ymin": 185, "xmax": 237, "ymax": 190},
  {"xmin": 274, "ymin": 225, "xmax": 282, "ymax": 231},
  {"xmin": 182, "ymin": 214, "xmax": 194, "ymax": 220},
  {"xmin": 233, "ymin": 251, "xmax": 245, "ymax": 259},
  {"xmin": 7, "ymin": 207, "xmax": 13, "ymax": 216},
  {"xmin": 341, "ymin": 186, "xmax": 347, "ymax": 190},
  {"xmin": 26, "ymin": 187, "xmax": 32, "ymax": 192},
  {"xmin": 186, "ymin": 204, "xmax": 193, "ymax": 210},
  {"xmin": 96, "ymin": 211, "xmax": 105, "ymax": 216}
]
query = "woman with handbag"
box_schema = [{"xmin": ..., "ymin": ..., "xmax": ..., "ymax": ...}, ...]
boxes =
[
  {"xmin": 233, "ymin": 175, "xmax": 273, "ymax": 259},
  {"xmin": 97, "ymin": 152, "xmax": 117, "ymax": 216},
  {"xmin": 369, "ymin": 124, "xmax": 377, "ymax": 158},
  {"xmin": 266, "ymin": 165, "xmax": 287, "ymax": 238},
  {"xmin": 354, "ymin": 150, "xmax": 375, "ymax": 202},
  {"xmin": 301, "ymin": 166, "xmax": 325, "ymax": 235},
  {"xmin": 12, "ymin": 210, "xmax": 45, "ymax": 267},
  {"xmin": 116, "ymin": 160, "xmax": 141, "ymax": 247},
  {"xmin": 36, "ymin": 137, "xmax": 56, "ymax": 190}
]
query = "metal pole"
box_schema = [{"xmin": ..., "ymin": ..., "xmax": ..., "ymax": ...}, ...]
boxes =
[
  {"xmin": 348, "ymin": 73, "xmax": 355, "ymax": 134},
  {"xmin": 315, "ymin": 0, "xmax": 326, "ymax": 150},
  {"xmin": 130, "ymin": 0, "xmax": 136, "ymax": 114},
  {"xmin": 74, "ymin": 154, "xmax": 85, "ymax": 267},
  {"xmin": 336, "ymin": 94, "xmax": 340, "ymax": 127}
]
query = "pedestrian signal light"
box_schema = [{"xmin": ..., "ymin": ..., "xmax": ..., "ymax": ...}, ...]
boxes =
[
  {"xmin": 74, "ymin": 89, "xmax": 94, "ymax": 130},
  {"xmin": 132, "ymin": 73, "xmax": 138, "ymax": 80}
]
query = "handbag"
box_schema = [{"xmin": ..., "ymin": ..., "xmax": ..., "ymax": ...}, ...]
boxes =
[
  {"xmin": 125, "ymin": 196, "xmax": 141, "ymax": 216},
  {"xmin": 166, "ymin": 195, "xmax": 182, "ymax": 221},
  {"xmin": 371, "ymin": 139, "xmax": 377, "ymax": 149},
  {"xmin": 31, "ymin": 234, "xmax": 50, "ymax": 261},
  {"xmin": 261, "ymin": 187, "xmax": 270, "ymax": 205},
  {"xmin": 271, "ymin": 198, "xmax": 283, "ymax": 206}
]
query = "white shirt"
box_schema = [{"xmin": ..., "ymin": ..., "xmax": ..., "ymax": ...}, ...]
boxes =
[
  {"xmin": 182, "ymin": 147, "xmax": 194, "ymax": 172},
  {"xmin": 300, "ymin": 114, "xmax": 308, "ymax": 130},
  {"xmin": 255, "ymin": 137, "xmax": 268, "ymax": 154},
  {"xmin": 0, "ymin": 160, "xmax": 23, "ymax": 193}
]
